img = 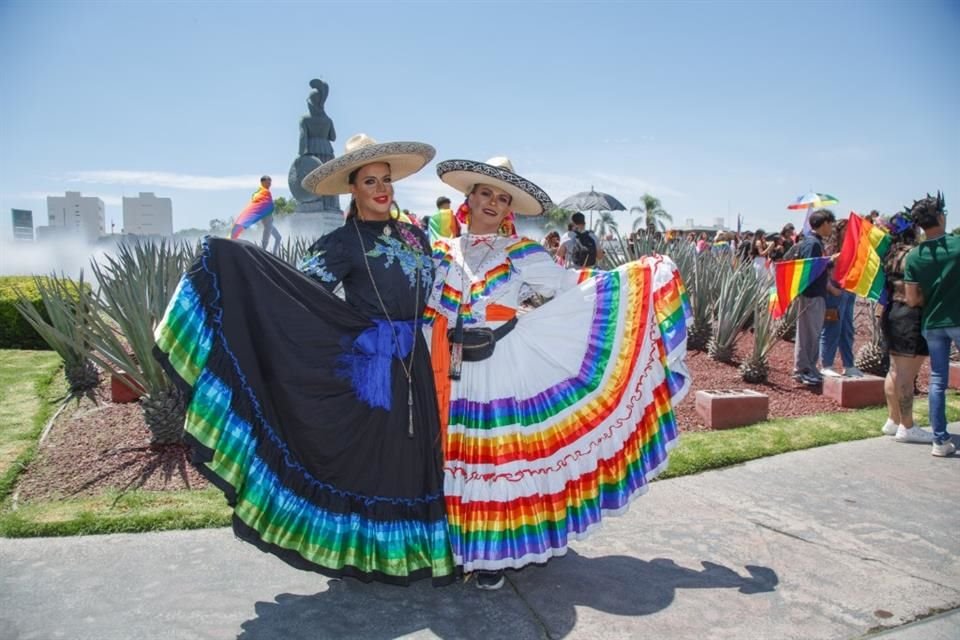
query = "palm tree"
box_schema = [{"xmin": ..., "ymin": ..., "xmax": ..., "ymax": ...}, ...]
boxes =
[
  {"xmin": 630, "ymin": 193, "xmax": 673, "ymax": 234},
  {"xmin": 593, "ymin": 211, "xmax": 618, "ymax": 239},
  {"xmin": 542, "ymin": 206, "xmax": 575, "ymax": 231}
]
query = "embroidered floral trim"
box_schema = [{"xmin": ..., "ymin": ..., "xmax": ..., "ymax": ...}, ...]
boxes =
[
  {"xmin": 368, "ymin": 235, "xmax": 434, "ymax": 289},
  {"xmin": 298, "ymin": 251, "xmax": 338, "ymax": 283}
]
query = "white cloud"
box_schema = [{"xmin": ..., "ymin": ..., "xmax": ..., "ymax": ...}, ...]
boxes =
[
  {"xmin": 392, "ymin": 173, "xmax": 453, "ymax": 214},
  {"xmin": 7, "ymin": 191, "xmax": 57, "ymax": 201},
  {"xmin": 588, "ymin": 173, "xmax": 687, "ymax": 200},
  {"xmin": 524, "ymin": 171, "xmax": 686, "ymax": 207},
  {"xmin": 6, "ymin": 191, "xmax": 122, "ymax": 205},
  {"xmin": 65, "ymin": 170, "xmax": 290, "ymax": 192},
  {"xmin": 386, "ymin": 168, "xmax": 687, "ymax": 217}
]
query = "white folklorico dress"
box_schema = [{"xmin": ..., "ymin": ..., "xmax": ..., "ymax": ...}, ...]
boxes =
[{"xmin": 424, "ymin": 233, "xmax": 692, "ymax": 572}]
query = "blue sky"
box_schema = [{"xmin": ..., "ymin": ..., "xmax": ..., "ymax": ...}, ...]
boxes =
[{"xmin": 1, "ymin": 0, "xmax": 957, "ymax": 242}]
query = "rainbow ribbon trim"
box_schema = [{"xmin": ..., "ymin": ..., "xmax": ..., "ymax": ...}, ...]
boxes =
[{"xmin": 153, "ymin": 244, "xmax": 454, "ymax": 582}]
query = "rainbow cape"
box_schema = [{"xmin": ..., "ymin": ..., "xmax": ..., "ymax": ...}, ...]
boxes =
[
  {"xmin": 771, "ymin": 257, "xmax": 831, "ymax": 318},
  {"xmin": 230, "ymin": 186, "xmax": 274, "ymax": 239},
  {"xmin": 428, "ymin": 208, "xmax": 460, "ymax": 243},
  {"xmin": 833, "ymin": 212, "xmax": 891, "ymax": 302}
]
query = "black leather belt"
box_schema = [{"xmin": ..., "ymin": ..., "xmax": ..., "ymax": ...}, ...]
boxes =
[{"xmin": 492, "ymin": 317, "xmax": 518, "ymax": 341}]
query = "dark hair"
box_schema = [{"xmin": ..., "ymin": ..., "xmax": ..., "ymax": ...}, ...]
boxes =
[
  {"xmin": 809, "ymin": 208, "xmax": 836, "ymax": 229},
  {"xmin": 346, "ymin": 198, "xmax": 359, "ymax": 219},
  {"xmin": 260, "ymin": 175, "xmax": 271, "ymax": 183},
  {"xmin": 910, "ymin": 192, "xmax": 946, "ymax": 229},
  {"xmin": 571, "ymin": 212, "xmax": 586, "ymax": 225},
  {"xmin": 436, "ymin": 196, "xmax": 451, "ymax": 208},
  {"xmin": 750, "ymin": 230, "xmax": 766, "ymax": 258},
  {"xmin": 347, "ymin": 161, "xmax": 393, "ymax": 186}
]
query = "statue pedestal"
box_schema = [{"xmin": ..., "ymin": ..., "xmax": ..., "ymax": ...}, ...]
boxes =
[{"xmin": 287, "ymin": 210, "xmax": 344, "ymax": 239}]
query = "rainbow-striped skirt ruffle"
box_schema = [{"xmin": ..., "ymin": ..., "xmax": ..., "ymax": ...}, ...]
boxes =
[
  {"xmin": 443, "ymin": 255, "xmax": 691, "ymax": 571},
  {"xmin": 153, "ymin": 238, "xmax": 455, "ymax": 585}
]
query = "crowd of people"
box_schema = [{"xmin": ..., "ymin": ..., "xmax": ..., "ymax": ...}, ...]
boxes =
[{"xmin": 669, "ymin": 200, "xmax": 958, "ymax": 459}]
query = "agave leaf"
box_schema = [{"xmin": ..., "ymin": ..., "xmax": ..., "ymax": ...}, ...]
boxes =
[
  {"xmin": 276, "ymin": 235, "xmax": 315, "ymax": 267},
  {"xmin": 81, "ymin": 238, "xmax": 197, "ymax": 395},
  {"xmin": 14, "ymin": 272, "xmax": 100, "ymax": 394},
  {"xmin": 710, "ymin": 261, "xmax": 764, "ymax": 362}
]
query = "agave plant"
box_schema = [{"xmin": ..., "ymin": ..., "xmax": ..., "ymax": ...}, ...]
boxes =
[
  {"xmin": 80, "ymin": 239, "xmax": 197, "ymax": 444},
  {"xmin": 775, "ymin": 299, "xmax": 799, "ymax": 342},
  {"xmin": 708, "ymin": 261, "xmax": 763, "ymax": 363},
  {"xmin": 739, "ymin": 287, "xmax": 781, "ymax": 383},
  {"xmin": 276, "ymin": 235, "xmax": 316, "ymax": 267},
  {"xmin": 685, "ymin": 252, "xmax": 726, "ymax": 351},
  {"xmin": 854, "ymin": 301, "xmax": 889, "ymax": 376},
  {"xmin": 14, "ymin": 272, "xmax": 100, "ymax": 396}
]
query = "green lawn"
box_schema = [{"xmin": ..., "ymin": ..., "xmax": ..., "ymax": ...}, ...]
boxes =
[
  {"xmin": 0, "ymin": 349, "xmax": 62, "ymax": 500},
  {"xmin": 0, "ymin": 348, "xmax": 957, "ymax": 538}
]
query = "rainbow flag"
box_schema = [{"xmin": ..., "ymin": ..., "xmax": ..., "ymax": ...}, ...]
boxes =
[
  {"xmin": 771, "ymin": 257, "xmax": 831, "ymax": 318},
  {"xmin": 230, "ymin": 186, "xmax": 274, "ymax": 239},
  {"xmin": 833, "ymin": 212, "xmax": 891, "ymax": 302},
  {"xmin": 428, "ymin": 208, "xmax": 461, "ymax": 243}
]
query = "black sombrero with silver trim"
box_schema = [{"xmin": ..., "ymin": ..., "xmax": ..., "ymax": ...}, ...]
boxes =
[
  {"xmin": 302, "ymin": 133, "xmax": 435, "ymax": 196},
  {"xmin": 436, "ymin": 157, "xmax": 552, "ymax": 216}
]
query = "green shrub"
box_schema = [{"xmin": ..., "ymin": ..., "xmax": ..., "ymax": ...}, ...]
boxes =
[{"xmin": 0, "ymin": 277, "xmax": 52, "ymax": 350}]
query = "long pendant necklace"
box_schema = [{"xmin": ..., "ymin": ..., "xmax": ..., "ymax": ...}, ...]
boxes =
[{"xmin": 353, "ymin": 217, "xmax": 421, "ymax": 437}]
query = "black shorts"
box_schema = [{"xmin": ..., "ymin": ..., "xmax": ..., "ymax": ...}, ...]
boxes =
[{"xmin": 882, "ymin": 301, "xmax": 928, "ymax": 357}]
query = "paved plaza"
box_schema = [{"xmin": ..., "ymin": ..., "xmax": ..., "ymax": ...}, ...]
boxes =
[{"xmin": 1, "ymin": 435, "xmax": 957, "ymax": 640}]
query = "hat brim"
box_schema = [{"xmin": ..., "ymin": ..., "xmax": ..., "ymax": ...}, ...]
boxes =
[
  {"xmin": 302, "ymin": 141, "xmax": 435, "ymax": 195},
  {"xmin": 436, "ymin": 159, "xmax": 552, "ymax": 216}
]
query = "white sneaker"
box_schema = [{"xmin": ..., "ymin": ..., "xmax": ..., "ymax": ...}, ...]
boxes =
[
  {"xmin": 881, "ymin": 418, "xmax": 898, "ymax": 436},
  {"xmin": 820, "ymin": 367, "xmax": 842, "ymax": 378},
  {"xmin": 895, "ymin": 425, "xmax": 935, "ymax": 444},
  {"xmin": 844, "ymin": 366, "xmax": 864, "ymax": 377},
  {"xmin": 932, "ymin": 440, "xmax": 956, "ymax": 457}
]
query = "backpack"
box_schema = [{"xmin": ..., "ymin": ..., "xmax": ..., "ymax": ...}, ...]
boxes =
[{"xmin": 571, "ymin": 230, "xmax": 598, "ymax": 267}]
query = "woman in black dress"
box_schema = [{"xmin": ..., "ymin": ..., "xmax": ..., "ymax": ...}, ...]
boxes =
[{"xmin": 154, "ymin": 133, "xmax": 455, "ymax": 585}]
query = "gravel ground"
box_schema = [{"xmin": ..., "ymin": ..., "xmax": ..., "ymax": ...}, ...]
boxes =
[{"xmin": 15, "ymin": 309, "xmax": 932, "ymax": 501}]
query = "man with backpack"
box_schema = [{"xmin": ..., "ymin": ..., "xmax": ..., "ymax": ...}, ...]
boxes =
[{"xmin": 556, "ymin": 211, "xmax": 604, "ymax": 268}]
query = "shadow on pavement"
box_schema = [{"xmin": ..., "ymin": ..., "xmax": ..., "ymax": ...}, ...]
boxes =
[{"xmin": 237, "ymin": 551, "xmax": 778, "ymax": 639}]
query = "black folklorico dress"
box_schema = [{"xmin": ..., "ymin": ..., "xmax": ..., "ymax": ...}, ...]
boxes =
[{"xmin": 153, "ymin": 219, "xmax": 454, "ymax": 585}]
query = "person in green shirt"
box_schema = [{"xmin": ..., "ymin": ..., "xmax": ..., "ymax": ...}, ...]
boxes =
[{"xmin": 904, "ymin": 192, "xmax": 959, "ymax": 457}]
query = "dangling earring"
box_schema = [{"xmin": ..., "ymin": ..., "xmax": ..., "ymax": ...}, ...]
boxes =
[
  {"xmin": 456, "ymin": 197, "xmax": 470, "ymax": 229},
  {"xmin": 390, "ymin": 201, "xmax": 401, "ymax": 220}
]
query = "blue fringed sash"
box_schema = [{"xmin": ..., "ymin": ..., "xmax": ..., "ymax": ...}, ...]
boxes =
[{"xmin": 338, "ymin": 319, "xmax": 417, "ymax": 410}]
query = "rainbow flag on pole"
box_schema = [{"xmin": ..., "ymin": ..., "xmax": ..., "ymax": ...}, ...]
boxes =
[
  {"xmin": 770, "ymin": 257, "xmax": 832, "ymax": 318},
  {"xmin": 833, "ymin": 212, "xmax": 891, "ymax": 302},
  {"xmin": 230, "ymin": 186, "xmax": 275, "ymax": 239}
]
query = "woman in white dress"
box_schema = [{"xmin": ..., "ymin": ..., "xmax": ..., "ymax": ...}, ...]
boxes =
[{"xmin": 424, "ymin": 157, "xmax": 692, "ymax": 590}]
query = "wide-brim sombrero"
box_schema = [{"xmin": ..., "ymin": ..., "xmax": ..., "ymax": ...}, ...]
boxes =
[
  {"xmin": 436, "ymin": 157, "xmax": 552, "ymax": 216},
  {"xmin": 302, "ymin": 133, "xmax": 435, "ymax": 196}
]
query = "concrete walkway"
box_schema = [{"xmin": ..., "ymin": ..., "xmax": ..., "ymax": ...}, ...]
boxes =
[{"xmin": 1, "ymin": 434, "xmax": 957, "ymax": 640}]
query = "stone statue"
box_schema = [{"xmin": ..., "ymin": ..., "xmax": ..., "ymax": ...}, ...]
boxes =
[
  {"xmin": 300, "ymin": 79, "xmax": 336, "ymax": 158},
  {"xmin": 288, "ymin": 79, "xmax": 341, "ymax": 214}
]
